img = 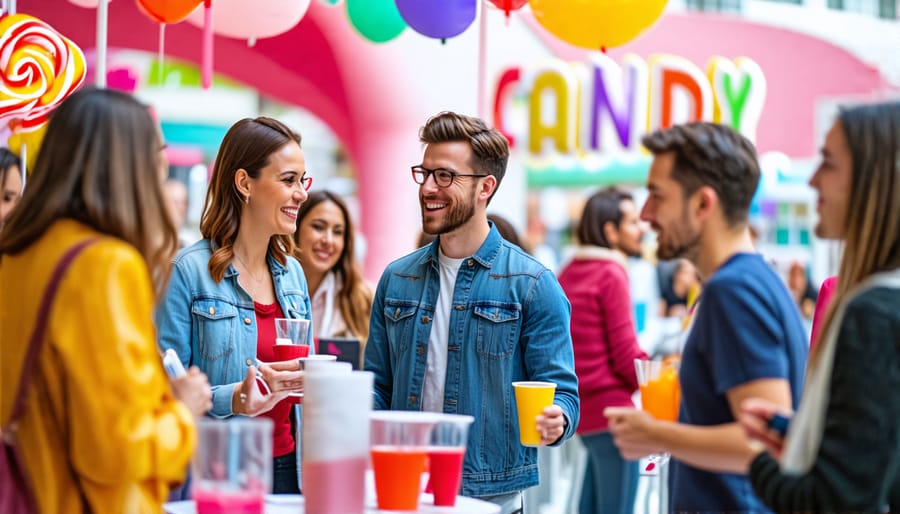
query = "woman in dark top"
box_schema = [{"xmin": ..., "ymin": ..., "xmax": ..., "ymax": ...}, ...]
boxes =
[{"xmin": 739, "ymin": 101, "xmax": 900, "ymax": 513}]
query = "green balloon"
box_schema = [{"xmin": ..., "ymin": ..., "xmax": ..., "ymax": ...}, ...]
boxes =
[{"xmin": 346, "ymin": 0, "xmax": 407, "ymax": 43}]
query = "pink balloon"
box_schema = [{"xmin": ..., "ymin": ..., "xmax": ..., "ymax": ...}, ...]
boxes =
[{"xmin": 187, "ymin": 0, "xmax": 311, "ymax": 40}]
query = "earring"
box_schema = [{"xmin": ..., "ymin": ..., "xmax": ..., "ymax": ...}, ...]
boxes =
[{"xmin": 244, "ymin": 195, "xmax": 250, "ymax": 204}]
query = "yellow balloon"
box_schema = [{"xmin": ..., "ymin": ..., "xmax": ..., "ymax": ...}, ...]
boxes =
[
  {"xmin": 531, "ymin": 0, "xmax": 668, "ymax": 50},
  {"xmin": 8, "ymin": 124, "xmax": 48, "ymax": 175}
]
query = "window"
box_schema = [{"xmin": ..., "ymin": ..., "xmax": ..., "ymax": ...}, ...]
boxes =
[
  {"xmin": 685, "ymin": 0, "xmax": 742, "ymax": 11},
  {"xmin": 828, "ymin": 0, "xmax": 896, "ymax": 19}
]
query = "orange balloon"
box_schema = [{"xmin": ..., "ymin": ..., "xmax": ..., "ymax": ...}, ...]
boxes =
[
  {"xmin": 136, "ymin": 0, "xmax": 203, "ymax": 24},
  {"xmin": 530, "ymin": 0, "xmax": 668, "ymax": 50}
]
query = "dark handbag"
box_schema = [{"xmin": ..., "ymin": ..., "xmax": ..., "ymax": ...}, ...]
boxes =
[{"xmin": 1, "ymin": 238, "xmax": 98, "ymax": 514}]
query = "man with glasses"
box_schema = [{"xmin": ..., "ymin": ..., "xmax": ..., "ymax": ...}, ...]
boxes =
[{"xmin": 365, "ymin": 111, "xmax": 580, "ymax": 514}]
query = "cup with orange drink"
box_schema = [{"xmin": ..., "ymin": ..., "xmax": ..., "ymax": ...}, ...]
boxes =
[
  {"xmin": 369, "ymin": 411, "xmax": 440, "ymax": 511},
  {"xmin": 634, "ymin": 357, "xmax": 681, "ymax": 470}
]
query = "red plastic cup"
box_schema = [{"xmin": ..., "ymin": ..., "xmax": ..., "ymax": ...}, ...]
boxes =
[{"xmin": 426, "ymin": 414, "xmax": 474, "ymax": 507}]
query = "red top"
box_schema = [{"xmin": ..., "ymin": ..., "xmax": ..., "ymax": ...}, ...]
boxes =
[
  {"xmin": 254, "ymin": 301, "xmax": 294, "ymax": 457},
  {"xmin": 557, "ymin": 251, "xmax": 649, "ymax": 434}
]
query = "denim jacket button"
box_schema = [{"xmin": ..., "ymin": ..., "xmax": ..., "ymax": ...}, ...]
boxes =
[
  {"xmin": 416, "ymin": 346, "xmax": 425, "ymax": 355},
  {"xmin": 208, "ymin": 307, "xmax": 215, "ymax": 315},
  {"xmin": 410, "ymin": 395, "xmax": 418, "ymax": 404},
  {"xmin": 243, "ymin": 317, "xmax": 252, "ymax": 325},
  {"xmin": 467, "ymin": 259, "xmax": 474, "ymax": 267},
  {"xmin": 245, "ymin": 359, "xmax": 252, "ymax": 366},
  {"xmin": 394, "ymin": 308, "xmax": 401, "ymax": 318},
  {"xmin": 455, "ymin": 305, "xmax": 465, "ymax": 311},
  {"xmin": 422, "ymin": 316, "xmax": 430, "ymax": 324}
]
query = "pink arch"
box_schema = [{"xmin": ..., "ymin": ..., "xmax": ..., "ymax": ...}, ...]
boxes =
[{"xmin": 24, "ymin": 0, "xmax": 425, "ymax": 280}]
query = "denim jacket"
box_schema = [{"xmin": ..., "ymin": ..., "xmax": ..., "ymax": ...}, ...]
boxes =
[
  {"xmin": 364, "ymin": 225, "xmax": 580, "ymax": 497},
  {"xmin": 156, "ymin": 240, "xmax": 312, "ymax": 418}
]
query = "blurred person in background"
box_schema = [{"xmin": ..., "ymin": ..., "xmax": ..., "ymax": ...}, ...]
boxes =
[
  {"xmin": 741, "ymin": 101, "xmax": 900, "ymax": 513},
  {"xmin": 163, "ymin": 177, "xmax": 192, "ymax": 247},
  {"xmin": 0, "ymin": 148, "xmax": 22, "ymax": 230},
  {"xmin": 0, "ymin": 87, "xmax": 209, "ymax": 514},
  {"xmin": 156, "ymin": 117, "xmax": 311, "ymax": 494},
  {"xmin": 293, "ymin": 190, "xmax": 373, "ymax": 346},
  {"xmin": 658, "ymin": 258, "xmax": 700, "ymax": 318},
  {"xmin": 557, "ymin": 187, "xmax": 649, "ymax": 514},
  {"xmin": 787, "ymin": 260, "xmax": 818, "ymax": 320}
]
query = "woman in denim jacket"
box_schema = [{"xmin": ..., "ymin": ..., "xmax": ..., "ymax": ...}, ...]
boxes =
[{"xmin": 156, "ymin": 117, "xmax": 313, "ymax": 494}]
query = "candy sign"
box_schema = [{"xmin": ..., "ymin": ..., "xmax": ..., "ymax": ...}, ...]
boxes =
[{"xmin": 493, "ymin": 54, "xmax": 766, "ymax": 159}]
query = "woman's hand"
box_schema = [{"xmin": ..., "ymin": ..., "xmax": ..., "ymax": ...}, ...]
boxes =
[
  {"xmin": 170, "ymin": 366, "xmax": 213, "ymax": 417},
  {"xmin": 232, "ymin": 364, "xmax": 303, "ymax": 416},
  {"xmin": 739, "ymin": 397, "xmax": 792, "ymax": 460}
]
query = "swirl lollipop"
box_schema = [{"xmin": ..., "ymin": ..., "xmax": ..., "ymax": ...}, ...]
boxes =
[{"xmin": 0, "ymin": 13, "xmax": 87, "ymax": 132}]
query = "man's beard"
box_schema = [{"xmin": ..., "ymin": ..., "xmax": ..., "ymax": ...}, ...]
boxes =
[
  {"xmin": 656, "ymin": 208, "xmax": 701, "ymax": 261},
  {"xmin": 421, "ymin": 187, "xmax": 477, "ymax": 236}
]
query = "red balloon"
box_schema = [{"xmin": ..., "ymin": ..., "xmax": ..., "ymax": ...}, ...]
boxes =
[
  {"xmin": 136, "ymin": 0, "xmax": 203, "ymax": 24},
  {"xmin": 487, "ymin": 0, "xmax": 527, "ymax": 18}
]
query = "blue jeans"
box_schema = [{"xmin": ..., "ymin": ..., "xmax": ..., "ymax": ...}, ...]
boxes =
[
  {"xmin": 578, "ymin": 432, "xmax": 638, "ymax": 514},
  {"xmin": 273, "ymin": 452, "xmax": 300, "ymax": 494}
]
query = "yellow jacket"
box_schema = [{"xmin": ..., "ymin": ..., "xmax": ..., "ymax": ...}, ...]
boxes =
[{"xmin": 0, "ymin": 219, "xmax": 195, "ymax": 514}]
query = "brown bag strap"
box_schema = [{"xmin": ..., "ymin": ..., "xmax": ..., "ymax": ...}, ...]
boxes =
[{"xmin": 3, "ymin": 238, "xmax": 100, "ymax": 430}]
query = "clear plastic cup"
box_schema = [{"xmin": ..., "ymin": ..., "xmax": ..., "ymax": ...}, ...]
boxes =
[
  {"xmin": 192, "ymin": 418, "xmax": 273, "ymax": 514},
  {"xmin": 273, "ymin": 318, "xmax": 311, "ymax": 361},
  {"xmin": 369, "ymin": 411, "xmax": 440, "ymax": 511},
  {"xmin": 426, "ymin": 414, "xmax": 474, "ymax": 507},
  {"xmin": 635, "ymin": 358, "xmax": 681, "ymax": 474}
]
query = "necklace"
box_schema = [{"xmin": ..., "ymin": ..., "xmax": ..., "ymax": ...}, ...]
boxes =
[{"xmin": 233, "ymin": 251, "xmax": 265, "ymax": 283}]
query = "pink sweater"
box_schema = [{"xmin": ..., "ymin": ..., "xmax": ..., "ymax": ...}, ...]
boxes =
[{"xmin": 557, "ymin": 248, "xmax": 649, "ymax": 434}]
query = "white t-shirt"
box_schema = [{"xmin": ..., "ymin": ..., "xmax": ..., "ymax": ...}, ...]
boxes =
[{"xmin": 422, "ymin": 250, "xmax": 464, "ymax": 413}]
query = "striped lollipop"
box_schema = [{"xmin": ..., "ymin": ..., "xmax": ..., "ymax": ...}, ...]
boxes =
[{"xmin": 0, "ymin": 13, "xmax": 86, "ymax": 132}]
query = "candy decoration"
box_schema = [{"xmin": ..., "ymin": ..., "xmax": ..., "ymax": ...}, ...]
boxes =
[{"xmin": 0, "ymin": 13, "xmax": 86, "ymax": 132}]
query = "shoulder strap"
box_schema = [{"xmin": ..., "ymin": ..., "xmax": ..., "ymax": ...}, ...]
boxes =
[{"xmin": 3, "ymin": 237, "xmax": 100, "ymax": 429}]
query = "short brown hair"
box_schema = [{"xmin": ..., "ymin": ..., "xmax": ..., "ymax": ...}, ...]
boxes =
[
  {"xmin": 642, "ymin": 122, "xmax": 759, "ymax": 227},
  {"xmin": 200, "ymin": 117, "xmax": 301, "ymax": 282},
  {"xmin": 419, "ymin": 112, "xmax": 509, "ymax": 204}
]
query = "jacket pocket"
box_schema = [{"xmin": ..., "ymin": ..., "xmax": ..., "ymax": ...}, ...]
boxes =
[
  {"xmin": 192, "ymin": 299, "xmax": 238, "ymax": 362},
  {"xmin": 473, "ymin": 301, "xmax": 521, "ymax": 359},
  {"xmin": 383, "ymin": 299, "xmax": 419, "ymax": 354}
]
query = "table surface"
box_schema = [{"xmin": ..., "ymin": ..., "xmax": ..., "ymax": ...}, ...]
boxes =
[{"xmin": 164, "ymin": 493, "xmax": 501, "ymax": 514}]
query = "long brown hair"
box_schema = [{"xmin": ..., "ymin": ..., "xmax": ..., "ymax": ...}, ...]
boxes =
[
  {"xmin": 293, "ymin": 190, "xmax": 373, "ymax": 341},
  {"xmin": 200, "ymin": 117, "xmax": 301, "ymax": 282},
  {"xmin": 811, "ymin": 102, "xmax": 900, "ymax": 362},
  {"xmin": 0, "ymin": 87, "xmax": 177, "ymax": 301}
]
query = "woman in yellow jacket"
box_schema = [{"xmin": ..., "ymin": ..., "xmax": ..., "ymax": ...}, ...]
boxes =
[{"xmin": 0, "ymin": 88, "xmax": 206, "ymax": 514}]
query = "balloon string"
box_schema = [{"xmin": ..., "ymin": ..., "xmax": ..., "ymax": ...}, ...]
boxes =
[
  {"xmin": 95, "ymin": 0, "xmax": 108, "ymax": 87},
  {"xmin": 477, "ymin": 0, "xmax": 488, "ymax": 119},
  {"xmin": 157, "ymin": 23, "xmax": 166, "ymax": 85},
  {"xmin": 202, "ymin": 0, "xmax": 213, "ymax": 89}
]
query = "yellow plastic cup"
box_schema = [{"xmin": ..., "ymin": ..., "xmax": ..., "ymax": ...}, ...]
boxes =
[{"xmin": 512, "ymin": 381, "xmax": 556, "ymax": 446}]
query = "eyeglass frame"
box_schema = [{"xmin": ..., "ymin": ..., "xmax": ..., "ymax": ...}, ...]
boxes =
[
  {"xmin": 286, "ymin": 172, "xmax": 313, "ymax": 191},
  {"xmin": 411, "ymin": 165, "xmax": 489, "ymax": 188}
]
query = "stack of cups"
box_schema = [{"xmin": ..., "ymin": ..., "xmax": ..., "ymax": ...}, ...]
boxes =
[{"xmin": 301, "ymin": 363, "xmax": 372, "ymax": 514}]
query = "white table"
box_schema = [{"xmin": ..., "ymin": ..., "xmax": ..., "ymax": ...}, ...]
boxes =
[{"xmin": 164, "ymin": 493, "xmax": 500, "ymax": 514}]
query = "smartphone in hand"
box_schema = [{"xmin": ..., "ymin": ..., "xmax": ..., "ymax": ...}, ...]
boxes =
[{"xmin": 768, "ymin": 413, "xmax": 790, "ymax": 437}]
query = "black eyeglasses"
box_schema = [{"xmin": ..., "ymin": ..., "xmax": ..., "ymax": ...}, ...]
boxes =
[{"xmin": 411, "ymin": 165, "xmax": 488, "ymax": 188}]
